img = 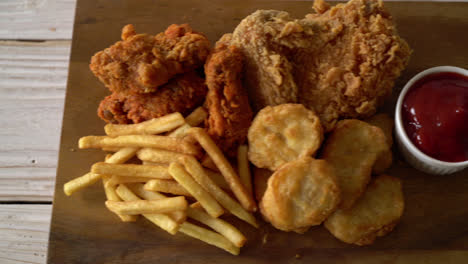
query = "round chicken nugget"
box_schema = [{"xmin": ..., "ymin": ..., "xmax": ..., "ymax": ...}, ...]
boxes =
[
  {"xmin": 324, "ymin": 174, "xmax": 404, "ymax": 246},
  {"xmin": 260, "ymin": 157, "xmax": 341, "ymax": 232},
  {"xmin": 248, "ymin": 104, "xmax": 323, "ymax": 170}
]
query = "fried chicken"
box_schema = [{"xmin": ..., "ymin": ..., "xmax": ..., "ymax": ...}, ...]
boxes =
[
  {"xmin": 90, "ymin": 24, "xmax": 211, "ymax": 94},
  {"xmin": 231, "ymin": 0, "xmax": 411, "ymax": 131},
  {"xmin": 98, "ymin": 72, "xmax": 207, "ymax": 124},
  {"xmin": 204, "ymin": 34, "xmax": 253, "ymax": 156}
]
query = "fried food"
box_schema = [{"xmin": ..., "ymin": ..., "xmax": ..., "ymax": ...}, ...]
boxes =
[
  {"xmin": 366, "ymin": 113, "xmax": 394, "ymax": 174},
  {"xmin": 321, "ymin": 119, "xmax": 390, "ymax": 209},
  {"xmin": 90, "ymin": 24, "xmax": 210, "ymax": 94},
  {"xmin": 260, "ymin": 157, "xmax": 340, "ymax": 232},
  {"xmin": 324, "ymin": 174, "xmax": 404, "ymax": 245},
  {"xmin": 248, "ymin": 104, "xmax": 323, "ymax": 171},
  {"xmin": 98, "ymin": 72, "xmax": 207, "ymax": 124},
  {"xmin": 204, "ymin": 34, "xmax": 253, "ymax": 156},
  {"xmin": 104, "ymin": 112, "xmax": 184, "ymax": 136},
  {"xmin": 231, "ymin": 0, "xmax": 411, "ymax": 131}
]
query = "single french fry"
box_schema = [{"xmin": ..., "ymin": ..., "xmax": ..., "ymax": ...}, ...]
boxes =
[
  {"xmin": 185, "ymin": 107, "xmax": 208, "ymax": 126},
  {"xmin": 168, "ymin": 124, "xmax": 192, "ymax": 138},
  {"xmin": 102, "ymin": 176, "xmax": 137, "ymax": 222},
  {"xmin": 105, "ymin": 197, "xmax": 187, "ymax": 215},
  {"xmin": 204, "ymin": 169, "xmax": 230, "ymax": 191},
  {"xmin": 105, "ymin": 147, "xmax": 139, "ymax": 164},
  {"xmin": 105, "ymin": 113, "xmax": 185, "ymax": 136},
  {"xmin": 127, "ymin": 183, "xmax": 186, "ymax": 223},
  {"xmin": 168, "ymin": 162, "xmax": 224, "ymax": 218},
  {"xmin": 91, "ymin": 162, "xmax": 171, "ymax": 179},
  {"xmin": 201, "ymin": 155, "xmax": 219, "ymax": 172},
  {"xmin": 63, "ymin": 172, "xmax": 102, "ymax": 196},
  {"xmin": 237, "ymin": 145, "xmax": 253, "ymax": 195},
  {"xmin": 105, "ymin": 175, "xmax": 150, "ymax": 187},
  {"xmin": 179, "ymin": 222, "xmax": 239, "ymax": 255},
  {"xmin": 187, "ymin": 206, "xmax": 246, "ymax": 247},
  {"xmin": 144, "ymin": 179, "xmax": 193, "ymax": 197},
  {"xmin": 115, "ymin": 184, "xmax": 179, "ymax": 235},
  {"xmin": 137, "ymin": 148, "xmax": 190, "ymax": 164},
  {"xmin": 188, "ymin": 127, "xmax": 257, "ymax": 212},
  {"xmin": 181, "ymin": 156, "xmax": 257, "ymax": 227},
  {"xmin": 79, "ymin": 135, "xmax": 200, "ymax": 156},
  {"xmin": 142, "ymin": 160, "xmax": 168, "ymax": 166}
]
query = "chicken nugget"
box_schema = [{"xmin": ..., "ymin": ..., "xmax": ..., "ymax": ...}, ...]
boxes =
[
  {"xmin": 366, "ymin": 113, "xmax": 394, "ymax": 174},
  {"xmin": 248, "ymin": 104, "xmax": 323, "ymax": 170},
  {"xmin": 324, "ymin": 174, "xmax": 404, "ymax": 245},
  {"xmin": 260, "ymin": 157, "xmax": 340, "ymax": 232},
  {"xmin": 321, "ymin": 119, "xmax": 389, "ymax": 209}
]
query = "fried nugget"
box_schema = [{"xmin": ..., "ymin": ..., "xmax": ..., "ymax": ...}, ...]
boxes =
[
  {"xmin": 366, "ymin": 113, "xmax": 394, "ymax": 174},
  {"xmin": 260, "ymin": 157, "xmax": 340, "ymax": 232},
  {"xmin": 321, "ymin": 119, "xmax": 389, "ymax": 209},
  {"xmin": 248, "ymin": 104, "xmax": 323, "ymax": 170},
  {"xmin": 324, "ymin": 174, "xmax": 404, "ymax": 245}
]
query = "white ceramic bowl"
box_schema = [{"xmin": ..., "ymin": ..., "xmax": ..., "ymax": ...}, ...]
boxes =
[{"xmin": 394, "ymin": 66, "xmax": 468, "ymax": 175}]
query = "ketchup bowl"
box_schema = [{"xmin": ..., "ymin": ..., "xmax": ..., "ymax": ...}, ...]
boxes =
[{"xmin": 395, "ymin": 66, "xmax": 468, "ymax": 175}]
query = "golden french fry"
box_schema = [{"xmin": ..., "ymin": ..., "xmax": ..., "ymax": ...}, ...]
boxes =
[
  {"xmin": 201, "ymin": 155, "xmax": 219, "ymax": 172},
  {"xmin": 180, "ymin": 222, "xmax": 239, "ymax": 255},
  {"xmin": 91, "ymin": 162, "xmax": 171, "ymax": 179},
  {"xmin": 105, "ymin": 197, "xmax": 187, "ymax": 215},
  {"xmin": 237, "ymin": 145, "xmax": 253, "ymax": 195},
  {"xmin": 102, "ymin": 176, "xmax": 138, "ymax": 222},
  {"xmin": 105, "ymin": 113, "xmax": 185, "ymax": 136},
  {"xmin": 168, "ymin": 162, "xmax": 224, "ymax": 218},
  {"xmin": 105, "ymin": 175, "xmax": 150, "ymax": 187},
  {"xmin": 181, "ymin": 156, "xmax": 257, "ymax": 227},
  {"xmin": 63, "ymin": 172, "xmax": 102, "ymax": 196},
  {"xmin": 79, "ymin": 135, "xmax": 200, "ymax": 156},
  {"xmin": 137, "ymin": 148, "xmax": 190, "ymax": 164},
  {"xmin": 127, "ymin": 183, "xmax": 186, "ymax": 223},
  {"xmin": 185, "ymin": 107, "xmax": 208, "ymax": 126},
  {"xmin": 168, "ymin": 124, "xmax": 192, "ymax": 138},
  {"xmin": 142, "ymin": 160, "xmax": 168, "ymax": 166},
  {"xmin": 115, "ymin": 184, "xmax": 179, "ymax": 235},
  {"xmin": 204, "ymin": 169, "xmax": 230, "ymax": 191},
  {"xmin": 188, "ymin": 127, "xmax": 257, "ymax": 212},
  {"xmin": 144, "ymin": 179, "xmax": 193, "ymax": 197},
  {"xmin": 187, "ymin": 206, "xmax": 246, "ymax": 247},
  {"xmin": 105, "ymin": 147, "xmax": 139, "ymax": 164}
]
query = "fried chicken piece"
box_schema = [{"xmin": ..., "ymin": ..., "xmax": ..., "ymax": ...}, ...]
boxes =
[
  {"xmin": 90, "ymin": 24, "xmax": 211, "ymax": 94},
  {"xmin": 204, "ymin": 34, "xmax": 253, "ymax": 156},
  {"xmin": 98, "ymin": 72, "xmax": 207, "ymax": 124},
  {"xmin": 231, "ymin": 0, "xmax": 411, "ymax": 131}
]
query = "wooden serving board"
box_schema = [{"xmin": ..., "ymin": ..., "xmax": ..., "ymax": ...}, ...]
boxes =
[{"xmin": 48, "ymin": 1, "xmax": 468, "ymax": 263}]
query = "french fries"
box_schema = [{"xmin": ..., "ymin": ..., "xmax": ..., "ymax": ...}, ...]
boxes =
[
  {"xmin": 168, "ymin": 107, "xmax": 208, "ymax": 138},
  {"xmin": 105, "ymin": 113, "xmax": 185, "ymax": 136},
  {"xmin": 144, "ymin": 179, "xmax": 193, "ymax": 197},
  {"xmin": 79, "ymin": 135, "xmax": 200, "ymax": 156},
  {"xmin": 137, "ymin": 148, "xmax": 190, "ymax": 164},
  {"xmin": 188, "ymin": 127, "xmax": 257, "ymax": 212},
  {"xmin": 91, "ymin": 162, "xmax": 172, "ymax": 179},
  {"xmin": 116, "ymin": 184, "xmax": 180, "ymax": 235},
  {"xmin": 201, "ymin": 155, "xmax": 220, "ymax": 172},
  {"xmin": 63, "ymin": 172, "xmax": 102, "ymax": 196},
  {"xmin": 105, "ymin": 147, "xmax": 139, "ymax": 164},
  {"xmin": 105, "ymin": 197, "xmax": 187, "ymax": 215},
  {"xmin": 102, "ymin": 176, "xmax": 138, "ymax": 222},
  {"xmin": 179, "ymin": 222, "xmax": 240, "ymax": 255},
  {"xmin": 105, "ymin": 175, "xmax": 151, "ymax": 187},
  {"xmin": 237, "ymin": 145, "xmax": 253, "ymax": 195},
  {"xmin": 168, "ymin": 162, "xmax": 224, "ymax": 218}
]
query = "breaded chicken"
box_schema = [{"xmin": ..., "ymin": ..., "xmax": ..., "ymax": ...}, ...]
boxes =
[
  {"xmin": 204, "ymin": 34, "xmax": 253, "ymax": 156},
  {"xmin": 231, "ymin": 0, "xmax": 411, "ymax": 131},
  {"xmin": 90, "ymin": 24, "xmax": 211, "ymax": 94},
  {"xmin": 98, "ymin": 72, "xmax": 207, "ymax": 124}
]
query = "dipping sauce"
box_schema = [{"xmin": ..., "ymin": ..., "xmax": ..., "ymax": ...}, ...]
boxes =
[{"xmin": 402, "ymin": 72, "xmax": 468, "ymax": 162}]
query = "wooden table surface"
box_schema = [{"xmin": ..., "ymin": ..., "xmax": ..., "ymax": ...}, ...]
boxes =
[{"xmin": 0, "ymin": 0, "xmax": 465, "ymax": 263}]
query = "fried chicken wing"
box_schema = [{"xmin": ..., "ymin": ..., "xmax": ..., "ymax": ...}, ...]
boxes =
[
  {"xmin": 231, "ymin": 0, "xmax": 411, "ymax": 131},
  {"xmin": 204, "ymin": 34, "xmax": 253, "ymax": 156},
  {"xmin": 90, "ymin": 24, "xmax": 211, "ymax": 94},
  {"xmin": 98, "ymin": 72, "xmax": 207, "ymax": 124}
]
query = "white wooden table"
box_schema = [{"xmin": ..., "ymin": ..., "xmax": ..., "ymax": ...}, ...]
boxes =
[{"xmin": 0, "ymin": 0, "xmax": 463, "ymax": 263}]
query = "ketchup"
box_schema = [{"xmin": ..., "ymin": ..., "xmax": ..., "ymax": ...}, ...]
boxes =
[{"xmin": 402, "ymin": 72, "xmax": 468, "ymax": 162}]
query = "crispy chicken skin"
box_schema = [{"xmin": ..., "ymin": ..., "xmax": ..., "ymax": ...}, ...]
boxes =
[
  {"xmin": 98, "ymin": 72, "xmax": 207, "ymax": 124},
  {"xmin": 231, "ymin": 0, "xmax": 411, "ymax": 131},
  {"xmin": 204, "ymin": 34, "xmax": 253, "ymax": 156},
  {"xmin": 90, "ymin": 24, "xmax": 211, "ymax": 94}
]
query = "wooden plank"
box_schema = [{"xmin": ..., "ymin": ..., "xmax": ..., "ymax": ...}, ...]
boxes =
[
  {"xmin": 0, "ymin": 0, "xmax": 75, "ymax": 40},
  {"xmin": 0, "ymin": 40, "xmax": 70, "ymax": 201},
  {"xmin": 0, "ymin": 204, "xmax": 51, "ymax": 264}
]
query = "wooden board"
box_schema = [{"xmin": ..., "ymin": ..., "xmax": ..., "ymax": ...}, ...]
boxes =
[{"xmin": 48, "ymin": 1, "xmax": 468, "ymax": 263}]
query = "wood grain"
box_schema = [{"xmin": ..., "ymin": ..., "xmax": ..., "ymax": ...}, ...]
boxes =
[
  {"xmin": 0, "ymin": 205, "xmax": 51, "ymax": 264},
  {"xmin": 48, "ymin": 0, "xmax": 468, "ymax": 263}
]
